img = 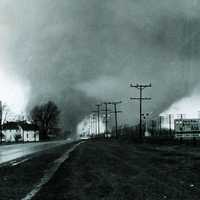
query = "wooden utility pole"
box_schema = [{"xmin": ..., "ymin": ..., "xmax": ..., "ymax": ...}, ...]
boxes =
[
  {"xmin": 130, "ymin": 83, "xmax": 151, "ymax": 140},
  {"xmin": 91, "ymin": 113, "xmax": 96, "ymax": 135},
  {"xmin": 0, "ymin": 101, "xmax": 2, "ymax": 144},
  {"xmin": 96, "ymin": 104, "xmax": 101, "ymax": 134},
  {"xmin": 159, "ymin": 116, "xmax": 162, "ymax": 136},
  {"xmin": 108, "ymin": 101, "xmax": 122, "ymax": 138},
  {"xmin": 104, "ymin": 102, "xmax": 108, "ymax": 136},
  {"xmin": 101, "ymin": 102, "xmax": 111, "ymax": 137},
  {"xmin": 169, "ymin": 114, "xmax": 172, "ymax": 136}
]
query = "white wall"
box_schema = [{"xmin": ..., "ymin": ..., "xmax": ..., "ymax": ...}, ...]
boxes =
[
  {"xmin": 2, "ymin": 130, "xmax": 22, "ymax": 142},
  {"xmin": 23, "ymin": 131, "xmax": 39, "ymax": 142},
  {"xmin": 3, "ymin": 129, "xmax": 39, "ymax": 142}
]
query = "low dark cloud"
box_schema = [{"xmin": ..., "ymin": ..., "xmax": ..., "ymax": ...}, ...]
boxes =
[{"xmin": 1, "ymin": 0, "xmax": 200, "ymax": 130}]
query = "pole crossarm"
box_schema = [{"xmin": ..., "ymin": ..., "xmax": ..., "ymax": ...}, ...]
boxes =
[
  {"xmin": 110, "ymin": 111, "xmax": 122, "ymax": 114},
  {"xmin": 130, "ymin": 82, "xmax": 152, "ymax": 140},
  {"xmin": 107, "ymin": 101, "xmax": 122, "ymax": 105},
  {"xmin": 130, "ymin": 97, "xmax": 151, "ymax": 100},
  {"xmin": 130, "ymin": 83, "xmax": 152, "ymax": 90}
]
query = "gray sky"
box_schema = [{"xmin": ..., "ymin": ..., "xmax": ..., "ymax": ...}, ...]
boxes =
[{"xmin": 0, "ymin": 0, "xmax": 200, "ymax": 129}]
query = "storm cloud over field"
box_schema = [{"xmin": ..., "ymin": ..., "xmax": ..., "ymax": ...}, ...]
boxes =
[{"xmin": 0, "ymin": 0, "xmax": 200, "ymax": 129}]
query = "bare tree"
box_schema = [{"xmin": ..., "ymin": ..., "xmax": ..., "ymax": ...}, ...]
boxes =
[{"xmin": 30, "ymin": 101, "xmax": 60, "ymax": 139}]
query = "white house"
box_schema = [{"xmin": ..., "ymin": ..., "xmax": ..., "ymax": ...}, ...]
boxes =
[
  {"xmin": 2, "ymin": 122, "xmax": 21, "ymax": 142},
  {"xmin": 2, "ymin": 121, "xmax": 39, "ymax": 142},
  {"xmin": 20, "ymin": 123, "xmax": 39, "ymax": 142}
]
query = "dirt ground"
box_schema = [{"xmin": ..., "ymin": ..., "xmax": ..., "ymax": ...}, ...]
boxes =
[{"xmin": 32, "ymin": 139, "xmax": 200, "ymax": 200}]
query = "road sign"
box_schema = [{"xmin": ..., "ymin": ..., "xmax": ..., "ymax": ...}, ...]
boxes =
[{"xmin": 175, "ymin": 118, "xmax": 200, "ymax": 139}]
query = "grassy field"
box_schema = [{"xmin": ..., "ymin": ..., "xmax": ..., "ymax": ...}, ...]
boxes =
[{"xmin": 33, "ymin": 139, "xmax": 200, "ymax": 200}]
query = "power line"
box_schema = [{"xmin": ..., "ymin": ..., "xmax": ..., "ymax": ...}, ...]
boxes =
[{"xmin": 130, "ymin": 83, "xmax": 152, "ymax": 140}]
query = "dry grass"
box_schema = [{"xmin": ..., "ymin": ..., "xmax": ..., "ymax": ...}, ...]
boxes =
[{"xmin": 33, "ymin": 140, "xmax": 200, "ymax": 200}]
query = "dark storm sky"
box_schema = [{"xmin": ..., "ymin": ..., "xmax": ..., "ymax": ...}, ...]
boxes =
[{"xmin": 1, "ymin": 0, "xmax": 200, "ymax": 129}]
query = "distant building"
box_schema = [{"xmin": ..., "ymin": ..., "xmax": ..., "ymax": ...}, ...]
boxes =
[{"xmin": 2, "ymin": 121, "xmax": 39, "ymax": 142}]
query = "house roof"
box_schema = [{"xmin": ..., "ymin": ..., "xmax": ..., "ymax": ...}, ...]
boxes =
[
  {"xmin": 2, "ymin": 122, "xmax": 19, "ymax": 130},
  {"xmin": 20, "ymin": 123, "xmax": 38, "ymax": 131},
  {"xmin": 2, "ymin": 121, "xmax": 39, "ymax": 131}
]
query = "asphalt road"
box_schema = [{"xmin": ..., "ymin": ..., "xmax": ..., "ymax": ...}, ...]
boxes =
[
  {"xmin": 0, "ymin": 140, "xmax": 76, "ymax": 200},
  {"xmin": 0, "ymin": 140, "xmax": 72, "ymax": 165}
]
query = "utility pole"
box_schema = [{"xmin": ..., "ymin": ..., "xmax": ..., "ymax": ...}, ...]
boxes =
[
  {"xmin": 91, "ymin": 113, "xmax": 96, "ymax": 135},
  {"xmin": 177, "ymin": 114, "xmax": 184, "ymax": 120},
  {"xmin": 0, "ymin": 101, "xmax": 2, "ymax": 144},
  {"xmin": 108, "ymin": 101, "xmax": 122, "ymax": 138},
  {"xmin": 130, "ymin": 83, "xmax": 152, "ymax": 140},
  {"xmin": 89, "ymin": 114, "xmax": 92, "ymax": 136},
  {"xmin": 93, "ymin": 104, "xmax": 101, "ymax": 134},
  {"xmin": 101, "ymin": 102, "xmax": 111, "ymax": 137},
  {"xmin": 91, "ymin": 111, "xmax": 99, "ymax": 136},
  {"xmin": 104, "ymin": 102, "xmax": 108, "ymax": 137},
  {"xmin": 159, "ymin": 116, "xmax": 162, "ymax": 136},
  {"xmin": 142, "ymin": 113, "xmax": 150, "ymax": 137},
  {"xmin": 92, "ymin": 104, "xmax": 101, "ymax": 135},
  {"xmin": 96, "ymin": 104, "xmax": 100, "ymax": 135},
  {"xmin": 169, "ymin": 114, "xmax": 172, "ymax": 136}
]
